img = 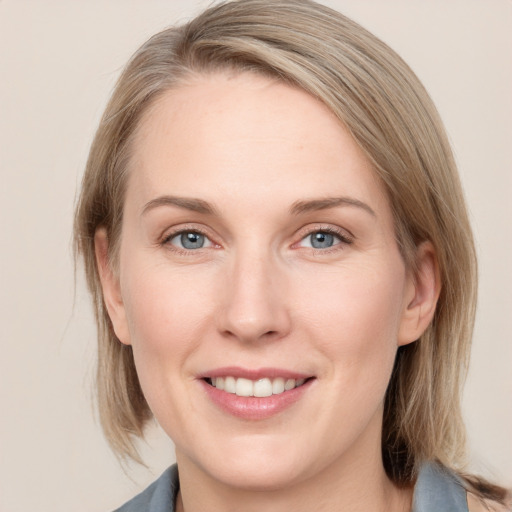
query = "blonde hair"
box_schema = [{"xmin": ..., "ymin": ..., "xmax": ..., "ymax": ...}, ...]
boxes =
[{"xmin": 75, "ymin": 0, "xmax": 477, "ymax": 486}]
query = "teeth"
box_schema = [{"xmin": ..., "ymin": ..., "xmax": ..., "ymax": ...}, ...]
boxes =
[
  {"xmin": 235, "ymin": 378, "xmax": 253, "ymax": 397},
  {"xmin": 272, "ymin": 377, "xmax": 285, "ymax": 394},
  {"xmin": 254, "ymin": 378, "xmax": 272, "ymax": 397},
  {"xmin": 224, "ymin": 376, "xmax": 236, "ymax": 394},
  {"xmin": 209, "ymin": 376, "xmax": 307, "ymax": 396},
  {"xmin": 284, "ymin": 378, "xmax": 295, "ymax": 391}
]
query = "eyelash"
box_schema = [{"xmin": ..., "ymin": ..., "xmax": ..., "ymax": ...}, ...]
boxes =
[
  {"xmin": 294, "ymin": 225, "xmax": 354, "ymax": 253},
  {"xmin": 160, "ymin": 225, "xmax": 354, "ymax": 255},
  {"xmin": 160, "ymin": 226, "xmax": 215, "ymax": 256}
]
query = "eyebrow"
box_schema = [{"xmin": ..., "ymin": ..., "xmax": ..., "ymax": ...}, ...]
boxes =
[
  {"xmin": 141, "ymin": 195, "xmax": 376, "ymax": 218},
  {"xmin": 290, "ymin": 197, "xmax": 376, "ymax": 217},
  {"xmin": 142, "ymin": 196, "xmax": 218, "ymax": 216}
]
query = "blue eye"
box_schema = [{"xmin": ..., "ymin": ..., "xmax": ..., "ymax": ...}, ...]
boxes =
[
  {"xmin": 299, "ymin": 230, "xmax": 348, "ymax": 250},
  {"xmin": 168, "ymin": 231, "xmax": 212, "ymax": 250},
  {"xmin": 310, "ymin": 232, "xmax": 335, "ymax": 249}
]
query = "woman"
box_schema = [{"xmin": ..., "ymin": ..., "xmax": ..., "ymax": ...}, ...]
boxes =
[{"xmin": 74, "ymin": 0, "xmax": 510, "ymax": 510}]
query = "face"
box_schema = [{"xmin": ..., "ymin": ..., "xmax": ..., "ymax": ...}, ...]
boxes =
[{"xmin": 99, "ymin": 72, "xmax": 433, "ymax": 491}]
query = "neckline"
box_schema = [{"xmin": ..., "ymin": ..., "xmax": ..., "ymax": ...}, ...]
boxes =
[{"xmin": 137, "ymin": 461, "xmax": 469, "ymax": 512}]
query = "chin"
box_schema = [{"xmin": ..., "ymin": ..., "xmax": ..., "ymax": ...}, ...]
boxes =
[
  {"xmin": 179, "ymin": 432, "xmax": 317, "ymax": 492},
  {"xmin": 208, "ymin": 457, "xmax": 307, "ymax": 492}
]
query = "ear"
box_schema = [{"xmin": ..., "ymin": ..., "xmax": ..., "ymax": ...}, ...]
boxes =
[
  {"xmin": 94, "ymin": 228, "xmax": 131, "ymax": 345},
  {"xmin": 398, "ymin": 241, "xmax": 441, "ymax": 346}
]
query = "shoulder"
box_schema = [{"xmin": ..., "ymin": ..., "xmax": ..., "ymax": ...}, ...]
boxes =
[
  {"xmin": 413, "ymin": 462, "xmax": 511, "ymax": 512},
  {"xmin": 467, "ymin": 492, "xmax": 511, "ymax": 512},
  {"xmin": 113, "ymin": 465, "xmax": 179, "ymax": 512},
  {"xmin": 462, "ymin": 472, "xmax": 511, "ymax": 512}
]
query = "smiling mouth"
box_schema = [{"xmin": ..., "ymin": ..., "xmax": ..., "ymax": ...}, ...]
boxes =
[{"xmin": 204, "ymin": 376, "xmax": 312, "ymax": 397}]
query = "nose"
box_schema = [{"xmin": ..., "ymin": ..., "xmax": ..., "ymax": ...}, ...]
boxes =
[{"xmin": 217, "ymin": 248, "xmax": 292, "ymax": 344}]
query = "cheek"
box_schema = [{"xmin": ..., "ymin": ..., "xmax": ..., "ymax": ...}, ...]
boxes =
[
  {"xmin": 295, "ymin": 259, "xmax": 406, "ymax": 372},
  {"xmin": 121, "ymin": 261, "xmax": 216, "ymax": 364},
  {"xmin": 119, "ymin": 262, "xmax": 220, "ymax": 427}
]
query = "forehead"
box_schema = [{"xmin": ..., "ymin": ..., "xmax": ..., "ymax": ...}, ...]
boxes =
[{"xmin": 126, "ymin": 72, "xmax": 389, "ymax": 217}]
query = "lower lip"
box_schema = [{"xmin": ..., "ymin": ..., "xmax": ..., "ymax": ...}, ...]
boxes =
[{"xmin": 200, "ymin": 379, "xmax": 314, "ymax": 420}]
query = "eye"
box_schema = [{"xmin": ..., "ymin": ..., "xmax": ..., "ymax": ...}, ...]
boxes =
[
  {"xmin": 167, "ymin": 231, "xmax": 213, "ymax": 250},
  {"xmin": 298, "ymin": 229, "xmax": 351, "ymax": 250}
]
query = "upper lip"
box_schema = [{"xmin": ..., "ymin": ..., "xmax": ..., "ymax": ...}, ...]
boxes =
[{"xmin": 197, "ymin": 366, "xmax": 313, "ymax": 381}]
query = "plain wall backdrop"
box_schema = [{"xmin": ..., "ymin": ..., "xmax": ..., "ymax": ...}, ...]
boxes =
[{"xmin": 1, "ymin": 1, "xmax": 511, "ymax": 510}]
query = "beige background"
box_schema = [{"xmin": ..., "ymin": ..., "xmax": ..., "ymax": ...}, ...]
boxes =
[{"xmin": 1, "ymin": 1, "xmax": 511, "ymax": 510}]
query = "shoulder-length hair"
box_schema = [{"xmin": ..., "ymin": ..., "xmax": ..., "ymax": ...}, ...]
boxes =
[{"xmin": 75, "ymin": 0, "xmax": 479, "ymax": 489}]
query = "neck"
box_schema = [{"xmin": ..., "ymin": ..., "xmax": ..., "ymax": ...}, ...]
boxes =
[
  {"xmin": 175, "ymin": 430, "xmax": 413, "ymax": 512},
  {"xmin": 177, "ymin": 465, "xmax": 411, "ymax": 512}
]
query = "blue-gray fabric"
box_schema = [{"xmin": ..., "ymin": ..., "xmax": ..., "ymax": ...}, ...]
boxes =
[
  {"xmin": 114, "ymin": 461, "xmax": 468, "ymax": 511},
  {"xmin": 113, "ymin": 465, "xmax": 178, "ymax": 512},
  {"xmin": 412, "ymin": 462, "xmax": 468, "ymax": 512}
]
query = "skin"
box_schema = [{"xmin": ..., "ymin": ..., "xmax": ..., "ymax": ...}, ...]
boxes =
[{"xmin": 96, "ymin": 72, "xmax": 440, "ymax": 512}]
